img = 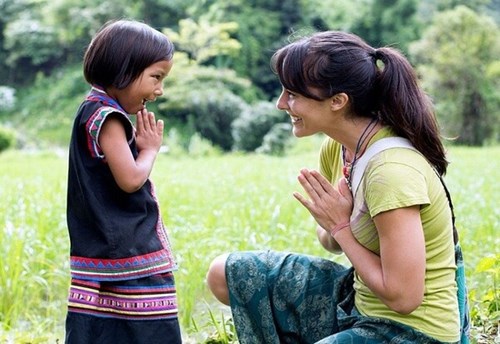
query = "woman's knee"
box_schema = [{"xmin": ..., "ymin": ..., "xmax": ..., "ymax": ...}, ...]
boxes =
[{"xmin": 206, "ymin": 253, "xmax": 230, "ymax": 305}]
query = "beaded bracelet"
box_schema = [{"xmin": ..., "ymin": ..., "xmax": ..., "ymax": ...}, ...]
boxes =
[{"xmin": 330, "ymin": 222, "xmax": 350, "ymax": 237}]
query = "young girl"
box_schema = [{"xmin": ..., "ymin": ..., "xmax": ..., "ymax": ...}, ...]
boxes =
[
  {"xmin": 65, "ymin": 20, "xmax": 181, "ymax": 343},
  {"xmin": 206, "ymin": 31, "xmax": 469, "ymax": 343}
]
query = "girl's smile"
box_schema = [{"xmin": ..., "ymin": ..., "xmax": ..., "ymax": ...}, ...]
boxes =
[{"xmin": 108, "ymin": 59, "xmax": 173, "ymax": 114}]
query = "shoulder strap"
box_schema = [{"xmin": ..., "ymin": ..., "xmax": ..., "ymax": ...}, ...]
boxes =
[
  {"xmin": 350, "ymin": 137, "xmax": 415, "ymax": 196},
  {"xmin": 349, "ymin": 136, "xmax": 459, "ymax": 245}
]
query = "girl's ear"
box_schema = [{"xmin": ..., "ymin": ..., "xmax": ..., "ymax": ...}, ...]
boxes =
[{"xmin": 330, "ymin": 93, "xmax": 349, "ymax": 111}]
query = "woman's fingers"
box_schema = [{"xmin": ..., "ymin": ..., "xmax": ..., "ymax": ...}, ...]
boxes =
[
  {"xmin": 293, "ymin": 191, "xmax": 311, "ymax": 208},
  {"xmin": 297, "ymin": 171, "xmax": 320, "ymax": 200},
  {"xmin": 310, "ymin": 170, "xmax": 336, "ymax": 195},
  {"xmin": 298, "ymin": 169, "xmax": 339, "ymax": 201}
]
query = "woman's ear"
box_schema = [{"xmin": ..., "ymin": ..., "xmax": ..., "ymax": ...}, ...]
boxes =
[{"xmin": 330, "ymin": 93, "xmax": 349, "ymax": 111}]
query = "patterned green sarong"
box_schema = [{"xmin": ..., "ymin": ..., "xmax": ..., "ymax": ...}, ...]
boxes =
[{"xmin": 226, "ymin": 250, "xmax": 461, "ymax": 344}]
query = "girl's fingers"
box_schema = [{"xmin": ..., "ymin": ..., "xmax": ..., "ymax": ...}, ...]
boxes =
[
  {"xmin": 156, "ymin": 119, "xmax": 164, "ymax": 135},
  {"xmin": 136, "ymin": 109, "xmax": 145, "ymax": 132}
]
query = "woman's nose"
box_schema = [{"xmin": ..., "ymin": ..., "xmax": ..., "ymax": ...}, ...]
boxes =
[{"xmin": 276, "ymin": 90, "xmax": 288, "ymax": 110}]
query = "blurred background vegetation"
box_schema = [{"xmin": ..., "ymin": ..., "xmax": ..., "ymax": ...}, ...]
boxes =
[
  {"xmin": 0, "ymin": 1, "xmax": 499, "ymax": 342},
  {"xmin": 0, "ymin": 0, "xmax": 499, "ymax": 155}
]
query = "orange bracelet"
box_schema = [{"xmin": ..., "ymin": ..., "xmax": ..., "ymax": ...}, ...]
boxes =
[{"xmin": 330, "ymin": 222, "xmax": 350, "ymax": 237}]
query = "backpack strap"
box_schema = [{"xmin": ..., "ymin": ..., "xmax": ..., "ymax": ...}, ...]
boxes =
[
  {"xmin": 349, "ymin": 136, "xmax": 458, "ymax": 245},
  {"xmin": 350, "ymin": 137, "xmax": 414, "ymax": 196},
  {"xmin": 348, "ymin": 136, "xmax": 468, "ymax": 341}
]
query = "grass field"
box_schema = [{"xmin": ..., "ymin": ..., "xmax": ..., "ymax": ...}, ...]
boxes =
[{"xmin": 0, "ymin": 141, "xmax": 498, "ymax": 343}]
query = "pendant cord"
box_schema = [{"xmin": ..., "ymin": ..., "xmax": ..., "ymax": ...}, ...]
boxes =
[{"xmin": 342, "ymin": 117, "xmax": 379, "ymax": 187}]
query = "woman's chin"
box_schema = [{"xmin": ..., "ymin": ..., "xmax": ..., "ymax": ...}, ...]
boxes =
[{"xmin": 292, "ymin": 128, "xmax": 313, "ymax": 138}]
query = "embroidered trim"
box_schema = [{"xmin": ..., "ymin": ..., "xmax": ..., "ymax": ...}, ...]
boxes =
[
  {"xmin": 70, "ymin": 249, "xmax": 177, "ymax": 281},
  {"xmin": 68, "ymin": 277, "xmax": 178, "ymax": 320},
  {"xmin": 86, "ymin": 106, "xmax": 134, "ymax": 159}
]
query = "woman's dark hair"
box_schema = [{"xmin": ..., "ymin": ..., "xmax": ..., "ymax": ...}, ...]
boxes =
[
  {"xmin": 83, "ymin": 20, "xmax": 174, "ymax": 89},
  {"xmin": 271, "ymin": 31, "xmax": 448, "ymax": 175}
]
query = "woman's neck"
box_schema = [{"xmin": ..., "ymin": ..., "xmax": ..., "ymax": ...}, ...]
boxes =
[{"xmin": 328, "ymin": 117, "xmax": 382, "ymax": 156}]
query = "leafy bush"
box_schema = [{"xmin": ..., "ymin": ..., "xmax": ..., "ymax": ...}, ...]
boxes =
[
  {"xmin": 0, "ymin": 86, "xmax": 16, "ymax": 111},
  {"xmin": 468, "ymin": 253, "xmax": 500, "ymax": 341},
  {"xmin": 188, "ymin": 133, "xmax": 222, "ymax": 157},
  {"xmin": 256, "ymin": 122, "xmax": 293, "ymax": 156},
  {"xmin": 232, "ymin": 101, "xmax": 287, "ymax": 152},
  {"xmin": 0, "ymin": 126, "xmax": 17, "ymax": 152},
  {"xmin": 186, "ymin": 89, "xmax": 245, "ymax": 151}
]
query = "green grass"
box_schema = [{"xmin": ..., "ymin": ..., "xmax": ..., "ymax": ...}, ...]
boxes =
[{"xmin": 0, "ymin": 143, "xmax": 498, "ymax": 343}]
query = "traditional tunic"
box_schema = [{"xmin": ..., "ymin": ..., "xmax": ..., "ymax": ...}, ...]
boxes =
[{"xmin": 65, "ymin": 86, "xmax": 181, "ymax": 343}]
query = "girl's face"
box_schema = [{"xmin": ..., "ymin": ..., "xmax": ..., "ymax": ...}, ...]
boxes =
[
  {"xmin": 110, "ymin": 59, "xmax": 173, "ymax": 114},
  {"xmin": 276, "ymin": 87, "xmax": 332, "ymax": 137}
]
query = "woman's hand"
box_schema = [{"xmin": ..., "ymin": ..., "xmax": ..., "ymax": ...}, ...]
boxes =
[{"xmin": 293, "ymin": 169, "xmax": 353, "ymax": 236}]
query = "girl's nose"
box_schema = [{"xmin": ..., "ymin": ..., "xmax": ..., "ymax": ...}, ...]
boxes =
[{"xmin": 155, "ymin": 85, "xmax": 164, "ymax": 96}]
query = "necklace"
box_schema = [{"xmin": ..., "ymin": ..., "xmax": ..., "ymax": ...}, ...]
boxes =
[{"xmin": 342, "ymin": 117, "xmax": 379, "ymax": 188}]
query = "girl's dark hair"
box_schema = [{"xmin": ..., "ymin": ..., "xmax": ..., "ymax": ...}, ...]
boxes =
[
  {"xmin": 272, "ymin": 31, "xmax": 448, "ymax": 175},
  {"xmin": 83, "ymin": 20, "xmax": 174, "ymax": 89}
]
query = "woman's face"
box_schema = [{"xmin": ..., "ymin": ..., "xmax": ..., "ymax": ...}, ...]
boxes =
[{"xmin": 276, "ymin": 87, "xmax": 332, "ymax": 138}]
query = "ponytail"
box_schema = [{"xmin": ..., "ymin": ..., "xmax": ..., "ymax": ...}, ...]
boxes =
[
  {"xmin": 272, "ymin": 31, "xmax": 448, "ymax": 175},
  {"xmin": 373, "ymin": 48, "xmax": 448, "ymax": 175}
]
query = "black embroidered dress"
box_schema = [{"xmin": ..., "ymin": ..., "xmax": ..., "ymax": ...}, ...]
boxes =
[{"xmin": 65, "ymin": 86, "xmax": 181, "ymax": 343}]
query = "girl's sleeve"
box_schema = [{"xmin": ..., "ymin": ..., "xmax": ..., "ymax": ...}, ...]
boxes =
[{"xmin": 86, "ymin": 107, "xmax": 134, "ymax": 158}]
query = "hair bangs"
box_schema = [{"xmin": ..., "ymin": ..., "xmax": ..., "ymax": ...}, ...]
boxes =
[{"xmin": 272, "ymin": 41, "xmax": 322, "ymax": 100}]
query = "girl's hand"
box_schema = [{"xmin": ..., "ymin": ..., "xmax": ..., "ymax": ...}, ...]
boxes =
[
  {"xmin": 293, "ymin": 169, "xmax": 353, "ymax": 236},
  {"xmin": 135, "ymin": 108, "xmax": 164, "ymax": 153}
]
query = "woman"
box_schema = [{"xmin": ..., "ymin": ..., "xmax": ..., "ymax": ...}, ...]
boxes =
[{"xmin": 206, "ymin": 31, "xmax": 467, "ymax": 343}]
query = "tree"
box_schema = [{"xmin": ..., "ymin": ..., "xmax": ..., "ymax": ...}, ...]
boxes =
[
  {"xmin": 199, "ymin": 0, "xmax": 306, "ymax": 98},
  {"xmin": 164, "ymin": 18, "xmax": 241, "ymax": 66},
  {"xmin": 301, "ymin": 0, "xmax": 371, "ymax": 32},
  {"xmin": 351, "ymin": 0, "xmax": 422, "ymax": 53},
  {"xmin": 410, "ymin": 6, "xmax": 500, "ymax": 145}
]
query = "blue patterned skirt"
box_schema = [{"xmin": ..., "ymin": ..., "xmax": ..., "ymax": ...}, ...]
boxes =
[{"xmin": 226, "ymin": 250, "xmax": 453, "ymax": 344}]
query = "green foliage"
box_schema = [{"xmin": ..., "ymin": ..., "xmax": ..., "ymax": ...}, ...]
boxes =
[
  {"xmin": 0, "ymin": 86, "xmax": 16, "ymax": 111},
  {"xmin": 231, "ymin": 101, "xmax": 287, "ymax": 152},
  {"xmin": 189, "ymin": 90, "xmax": 243, "ymax": 151},
  {"xmin": 201, "ymin": 0, "xmax": 306, "ymax": 97},
  {"xmin": 1, "ymin": 0, "xmax": 498, "ymax": 148},
  {"xmin": 256, "ymin": 122, "xmax": 293, "ymax": 156},
  {"xmin": 351, "ymin": 0, "xmax": 422, "ymax": 53},
  {"xmin": 158, "ymin": 52, "xmax": 260, "ymax": 151},
  {"xmin": 410, "ymin": 6, "xmax": 500, "ymax": 145},
  {"xmin": 0, "ymin": 146, "xmax": 499, "ymax": 342},
  {"xmin": 0, "ymin": 126, "xmax": 16, "ymax": 152},
  {"xmin": 11, "ymin": 64, "xmax": 87, "ymax": 147},
  {"xmin": 468, "ymin": 254, "xmax": 500, "ymax": 341},
  {"xmin": 187, "ymin": 133, "xmax": 223, "ymax": 157},
  {"xmin": 301, "ymin": 0, "xmax": 368, "ymax": 31},
  {"xmin": 4, "ymin": 17, "xmax": 61, "ymax": 66},
  {"xmin": 190, "ymin": 305, "xmax": 236, "ymax": 343},
  {"xmin": 164, "ymin": 18, "xmax": 241, "ymax": 65}
]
